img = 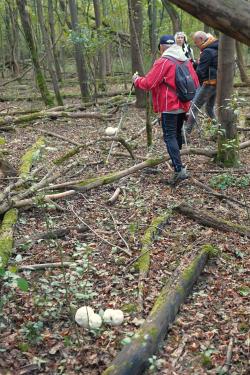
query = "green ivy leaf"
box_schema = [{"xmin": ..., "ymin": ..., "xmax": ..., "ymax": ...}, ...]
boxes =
[{"xmin": 17, "ymin": 278, "xmax": 29, "ymax": 292}]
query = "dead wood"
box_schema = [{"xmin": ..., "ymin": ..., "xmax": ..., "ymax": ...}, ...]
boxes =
[
  {"xmin": 191, "ymin": 178, "xmax": 250, "ymax": 209},
  {"xmin": 102, "ymin": 245, "xmax": 213, "ymax": 375},
  {"xmin": 174, "ymin": 203, "xmax": 250, "ymax": 237},
  {"xmin": 15, "ymin": 224, "xmax": 88, "ymax": 248},
  {"xmin": 19, "ymin": 262, "xmax": 73, "ymax": 271},
  {"xmin": 107, "ymin": 187, "xmax": 122, "ymax": 205}
]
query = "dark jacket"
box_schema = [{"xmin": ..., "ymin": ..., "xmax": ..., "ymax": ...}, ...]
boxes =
[{"xmin": 196, "ymin": 37, "xmax": 218, "ymax": 85}]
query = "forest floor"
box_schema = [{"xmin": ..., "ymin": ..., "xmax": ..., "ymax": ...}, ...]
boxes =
[{"xmin": 0, "ymin": 77, "xmax": 249, "ymax": 375}]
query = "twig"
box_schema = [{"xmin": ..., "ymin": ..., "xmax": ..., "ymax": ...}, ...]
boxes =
[
  {"xmin": 19, "ymin": 262, "xmax": 73, "ymax": 271},
  {"xmin": 107, "ymin": 187, "xmax": 121, "ymax": 205},
  {"xmin": 68, "ymin": 202, "xmax": 132, "ymax": 256},
  {"xmin": 220, "ymin": 337, "xmax": 234, "ymax": 374}
]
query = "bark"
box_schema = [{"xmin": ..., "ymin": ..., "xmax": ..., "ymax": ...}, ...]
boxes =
[
  {"xmin": 167, "ymin": 0, "xmax": 250, "ymax": 46},
  {"xmin": 68, "ymin": 0, "xmax": 90, "ymax": 99},
  {"xmin": 102, "ymin": 245, "xmax": 213, "ymax": 375},
  {"xmin": 216, "ymin": 34, "xmax": 238, "ymax": 166},
  {"xmin": 161, "ymin": 0, "xmax": 181, "ymax": 34},
  {"xmin": 148, "ymin": 0, "xmax": 157, "ymax": 56},
  {"xmin": 236, "ymin": 42, "xmax": 250, "ymax": 84},
  {"xmin": 128, "ymin": 0, "xmax": 145, "ymax": 108},
  {"xmin": 48, "ymin": 0, "xmax": 62, "ymax": 82},
  {"xmin": 36, "ymin": 0, "xmax": 63, "ymax": 105},
  {"xmin": 93, "ymin": 0, "xmax": 106, "ymax": 90},
  {"xmin": 16, "ymin": 0, "xmax": 53, "ymax": 106},
  {"xmin": 174, "ymin": 203, "xmax": 250, "ymax": 237},
  {"xmin": 6, "ymin": 2, "xmax": 20, "ymax": 76}
]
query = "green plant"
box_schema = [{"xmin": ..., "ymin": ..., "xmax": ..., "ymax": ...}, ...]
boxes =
[
  {"xmin": 21, "ymin": 321, "xmax": 43, "ymax": 344},
  {"xmin": 209, "ymin": 173, "xmax": 250, "ymax": 190}
]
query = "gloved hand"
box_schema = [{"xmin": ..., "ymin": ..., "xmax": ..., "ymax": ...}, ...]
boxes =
[{"xmin": 132, "ymin": 71, "xmax": 139, "ymax": 83}]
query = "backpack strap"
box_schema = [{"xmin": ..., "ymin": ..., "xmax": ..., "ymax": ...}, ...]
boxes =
[{"xmin": 161, "ymin": 55, "xmax": 180, "ymax": 92}]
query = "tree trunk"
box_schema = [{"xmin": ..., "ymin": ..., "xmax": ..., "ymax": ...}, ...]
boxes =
[
  {"xmin": 16, "ymin": 0, "xmax": 53, "ymax": 106},
  {"xmin": 6, "ymin": 2, "xmax": 20, "ymax": 76},
  {"xmin": 36, "ymin": 0, "xmax": 63, "ymax": 106},
  {"xmin": 167, "ymin": 0, "xmax": 250, "ymax": 46},
  {"xmin": 148, "ymin": 0, "xmax": 157, "ymax": 57},
  {"xmin": 93, "ymin": 0, "xmax": 106, "ymax": 90},
  {"xmin": 68, "ymin": 0, "xmax": 90, "ymax": 99},
  {"xmin": 236, "ymin": 42, "xmax": 250, "ymax": 84},
  {"xmin": 216, "ymin": 34, "xmax": 238, "ymax": 167},
  {"xmin": 48, "ymin": 0, "xmax": 62, "ymax": 82},
  {"xmin": 128, "ymin": 0, "xmax": 145, "ymax": 108},
  {"xmin": 161, "ymin": 0, "xmax": 181, "ymax": 34}
]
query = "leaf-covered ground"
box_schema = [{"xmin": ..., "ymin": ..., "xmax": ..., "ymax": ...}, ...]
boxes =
[{"xmin": 0, "ymin": 78, "xmax": 249, "ymax": 375}]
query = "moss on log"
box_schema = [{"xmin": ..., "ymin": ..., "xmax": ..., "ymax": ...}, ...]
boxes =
[
  {"xmin": 138, "ymin": 210, "xmax": 172, "ymax": 273},
  {"xmin": 174, "ymin": 203, "xmax": 250, "ymax": 237},
  {"xmin": 102, "ymin": 245, "xmax": 215, "ymax": 375},
  {"xmin": 0, "ymin": 209, "xmax": 18, "ymax": 267},
  {"xmin": 19, "ymin": 137, "xmax": 45, "ymax": 178}
]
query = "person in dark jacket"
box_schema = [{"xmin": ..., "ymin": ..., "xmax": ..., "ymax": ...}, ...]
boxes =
[{"xmin": 185, "ymin": 31, "xmax": 218, "ymax": 134}]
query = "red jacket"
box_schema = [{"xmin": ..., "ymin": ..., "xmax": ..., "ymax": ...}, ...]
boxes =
[{"xmin": 134, "ymin": 45, "xmax": 199, "ymax": 113}]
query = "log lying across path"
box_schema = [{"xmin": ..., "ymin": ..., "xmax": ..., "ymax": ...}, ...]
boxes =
[
  {"xmin": 174, "ymin": 203, "xmax": 250, "ymax": 237},
  {"xmin": 102, "ymin": 244, "xmax": 215, "ymax": 375}
]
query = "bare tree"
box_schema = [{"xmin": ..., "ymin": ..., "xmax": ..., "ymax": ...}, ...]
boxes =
[
  {"xmin": 161, "ymin": 0, "xmax": 181, "ymax": 34},
  {"xmin": 216, "ymin": 34, "xmax": 238, "ymax": 166},
  {"xmin": 93, "ymin": 0, "xmax": 106, "ymax": 90},
  {"xmin": 16, "ymin": 0, "xmax": 53, "ymax": 106},
  {"xmin": 68, "ymin": 0, "xmax": 90, "ymax": 99},
  {"xmin": 148, "ymin": 0, "xmax": 157, "ymax": 57},
  {"xmin": 37, "ymin": 0, "xmax": 63, "ymax": 105},
  {"xmin": 128, "ymin": 0, "xmax": 145, "ymax": 108},
  {"xmin": 236, "ymin": 42, "xmax": 250, "ymax": 84},
  {"xmin": 48, "ymin": 0, "xmax": 62, "ymax": 82}
]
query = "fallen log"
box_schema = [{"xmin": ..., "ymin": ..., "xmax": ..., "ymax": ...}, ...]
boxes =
[
  {"xmin": 191, "ymin": 178, "xmax": 250, "ymax": 209},
  {"xmin": 102, "ymin": 244, "xmax": 215, "ymax": 375},
  {"xmin": 174, "ymin": 203, "xmax": 250, "ymax": 237},
  {"xmin": 15, "ymin": 224, "xmax": 88, "ymax": 248},
  {"xmin": 19, "ymin": 137, "xmax": 45, "ymax": 178},
  {"xmin": 137, "ymin": 210, "xmax": 172, "ymax": 314},
  {"xmin": 0, "ymin": 209, "xmax": 18, "ymax": 267}
]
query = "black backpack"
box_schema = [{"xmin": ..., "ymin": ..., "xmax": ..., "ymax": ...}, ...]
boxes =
[{"xmin": 163, "ymin": 56, "xmax": 196, "ymax": 102}]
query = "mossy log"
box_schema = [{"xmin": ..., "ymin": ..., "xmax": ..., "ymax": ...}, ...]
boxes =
[
  {"xmin": 174, "ymin": 203, "xmax": 250, "ymax": 237},
  {"xmin": 138, "ymin": 210, "xmax": 172, "ymax": 274},
  {"xmin": 19, "ymin": 137, "xmax": 45, "ymax": 178},
  {"xmin": 102, "ymin": 245, "xmax": 214, "ymax": 375},
  {"xmin": 137, "ymin": 210, "xmax": 172, "ymax": 314},
  {"xmin": 0, "ymin": 209, "xmax": 18, "ymax": 267},
  {"xmin": 0, "ymin": 109, "xmax": 113, "ymax": 129}
]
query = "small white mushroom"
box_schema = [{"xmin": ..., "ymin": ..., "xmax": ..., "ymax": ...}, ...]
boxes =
[
  {"xmin": 103, "ymin": 309, "xmax": 124, "ymax": 326},
  {"xmin": 75, "ymin": 306, "xmax": 94, "ymax": 327},
  {"xmin": 88, "ymin": 313, "xmax": 102, "ymax": 329},
  {"xmin": 105, "ymin": 127, "xmax": 118, "ymax": 136}
]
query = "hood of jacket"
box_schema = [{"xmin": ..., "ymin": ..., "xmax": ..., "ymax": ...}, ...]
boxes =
[
  {"xmin": 162, "ymin": 44, "xmax": 187, "ymax": 61},
  {"xmin": 200, "ymin": 35, "xmax": 218, "ymax": 51}
]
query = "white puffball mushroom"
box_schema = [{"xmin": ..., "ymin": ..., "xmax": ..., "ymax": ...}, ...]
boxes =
[
  {"xmin": 75, "ymin": 306, "xmax": 94, "ymax": 327},
  {"xmin": 105, "ymin": 127, "xmax": 118, "ymax": 136},
  {"xmin": 88, "ymin": 313, "xmax": 102, "ymax": 329},
  {"xmin": 103, "ymin": 309, "xmax": 124, "ymax": 326}
]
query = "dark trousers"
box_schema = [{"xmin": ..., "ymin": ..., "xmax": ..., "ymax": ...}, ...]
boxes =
[{"xmin": 161, "ymin": 112, "xmax": 186, "ymax": 172}]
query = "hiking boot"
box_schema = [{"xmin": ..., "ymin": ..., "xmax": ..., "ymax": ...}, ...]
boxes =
[{"xmin": 166, "ymin": 167, "xmax": 189, "ymax": 186}]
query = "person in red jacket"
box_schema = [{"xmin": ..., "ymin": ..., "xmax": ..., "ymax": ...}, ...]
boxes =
[{"xmin": 133, "ymin": 34, "xmax": 199, "ymax": 185}]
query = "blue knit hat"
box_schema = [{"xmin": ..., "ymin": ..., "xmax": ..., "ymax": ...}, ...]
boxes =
[{"xmin": 158, "ymin": 34, "xmax": 175, "ymax": 50}]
